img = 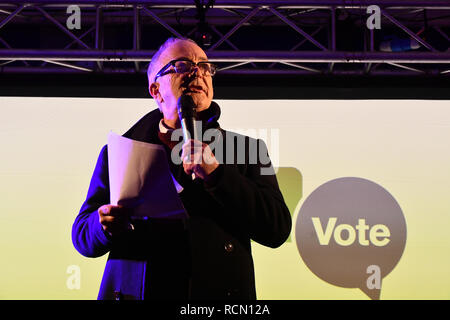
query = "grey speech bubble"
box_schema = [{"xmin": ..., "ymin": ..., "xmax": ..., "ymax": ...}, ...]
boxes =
[{"xmin": 295, "ymin": 177, "xmax": 407, "ymax": 299}]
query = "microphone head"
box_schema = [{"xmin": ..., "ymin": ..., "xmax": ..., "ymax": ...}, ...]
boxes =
[{"xmin": 177, "ymin": 94, "xmax": 197, "ymax": 119}]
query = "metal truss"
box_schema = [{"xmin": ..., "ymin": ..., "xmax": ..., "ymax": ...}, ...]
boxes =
[{"xmin": 0, "ymin": 1, "xmax": 449, "ymax": 76}]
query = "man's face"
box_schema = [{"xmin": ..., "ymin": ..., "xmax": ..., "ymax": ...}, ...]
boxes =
[{"xmin": 150, "ymin": 40, "xmax": 214, "ymax": 125}]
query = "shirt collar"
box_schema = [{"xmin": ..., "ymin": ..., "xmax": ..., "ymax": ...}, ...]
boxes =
[{"xmin": 159, "ymin": 119, "xmax": 174, "ymax": 134}]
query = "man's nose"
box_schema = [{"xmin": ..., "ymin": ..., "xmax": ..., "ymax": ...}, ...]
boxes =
[
  {"xmin": 182, "ymin": 67, "xmax": 198, "ymax": 87},
  {"xmin": 190, "ymin": 66, "xmax": 199, "ymax": 76}
]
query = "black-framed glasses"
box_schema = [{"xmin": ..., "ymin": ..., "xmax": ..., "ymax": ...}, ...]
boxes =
[{"xmin": 154, "ymin": 59, "xmax": 217, "ymax": 81}]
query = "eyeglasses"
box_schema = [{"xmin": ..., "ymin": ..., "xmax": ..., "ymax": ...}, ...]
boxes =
[{"xmin": 154, "ymin": 59, "xmax": 217, "ymax": 81}]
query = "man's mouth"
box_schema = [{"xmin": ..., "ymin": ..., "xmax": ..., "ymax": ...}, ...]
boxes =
[{"xmin": 185, "ymin": 85, "xmax": 205, "ymax": 94}]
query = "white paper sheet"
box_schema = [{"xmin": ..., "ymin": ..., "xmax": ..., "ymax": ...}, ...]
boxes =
[{"xmin": 107, "ymin": 131, "xmax": 187, "ymax": 219}]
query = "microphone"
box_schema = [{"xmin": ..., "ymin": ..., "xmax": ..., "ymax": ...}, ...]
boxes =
[
  {"xmin": 178, "ymin": 69, "xmax": 200, "ymax": 142},
  {"xmin": 177, "ymin": 94, "xmax": 199, "ymax": 179},
  {"xmin": 177, "ymin": 94, "xmax": 199, "ymax": 143}
]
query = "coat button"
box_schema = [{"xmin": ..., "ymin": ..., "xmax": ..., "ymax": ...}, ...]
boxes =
[
  {"xmin": 227, "ymin": 289, "xmax": 239, "ymax": 297},
  {"xmin": 114, "ymin": 291, "xmax": 122, "ymax": 300},
  {"xmin": 224, "ymin": 242, "xmax": 234, "ymax": 253}
]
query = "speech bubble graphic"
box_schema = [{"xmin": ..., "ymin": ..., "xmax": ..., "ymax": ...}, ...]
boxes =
[{"xmin": 295, "ymin": 177, "xmax": 406, "ymax": 300}]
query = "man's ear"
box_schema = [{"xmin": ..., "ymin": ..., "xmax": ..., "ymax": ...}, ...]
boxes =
[{"xmin": 149, "ymin": 82, "xmax": 162, "ymax": 103}]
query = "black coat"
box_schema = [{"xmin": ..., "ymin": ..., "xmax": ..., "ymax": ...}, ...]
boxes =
[{"xmin": 72, "ymin": 103, "xmax": 292, "ymax": 300}]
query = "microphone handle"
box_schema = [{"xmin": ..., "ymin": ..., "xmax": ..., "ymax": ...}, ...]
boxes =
[
  {"xmin": 181, "ymin": 116, "xmax": 199, "ymax": 143},
  {"xmin": 181, "ymin": 116, "xmax": 199, "ymax": 180}
]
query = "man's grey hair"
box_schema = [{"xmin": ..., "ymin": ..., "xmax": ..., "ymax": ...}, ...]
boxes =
[{"xmin": 147, "ymin": 37, "xmax": 197, "ymax": 85}]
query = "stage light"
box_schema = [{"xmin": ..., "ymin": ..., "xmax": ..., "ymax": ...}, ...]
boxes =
[
  {"xmin": 194, "ymin": 0, "xmax": 214, "ymax": 48},
  {"xmin": 380, "ymin": 37, "xmax": 421, "ymax": 52},
  {"xmin": 195, "ymin": 26, "xmax": 213, "ymax": 48}
]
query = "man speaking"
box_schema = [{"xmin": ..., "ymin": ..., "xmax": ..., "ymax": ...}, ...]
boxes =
[{"xmin": 72, "ymin": 37, "xmax": 291, "ymax": 300}]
